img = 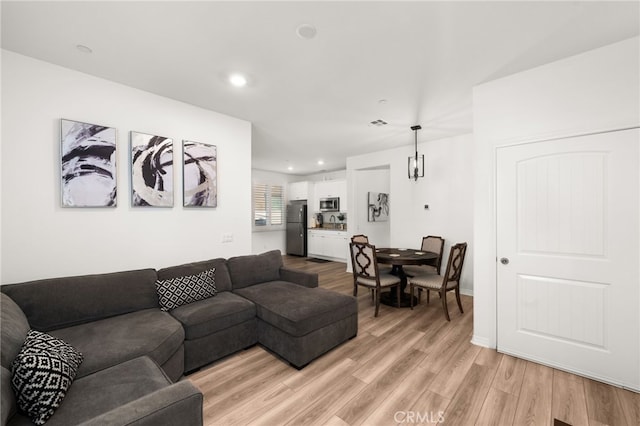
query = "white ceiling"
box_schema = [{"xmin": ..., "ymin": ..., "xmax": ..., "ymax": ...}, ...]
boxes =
[{"xmin": 2, "ymin": 1, "xmax": 638, "ymax": 175}]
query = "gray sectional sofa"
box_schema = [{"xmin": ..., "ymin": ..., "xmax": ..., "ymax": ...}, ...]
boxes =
[{"xmin": 0, "ymin": 250, "xmax": 358, "ymax": 425}]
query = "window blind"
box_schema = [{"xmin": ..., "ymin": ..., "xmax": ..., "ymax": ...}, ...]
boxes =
[{"xmin": 252, "ymin": 183, "xmax": 283, "ymax": 227}]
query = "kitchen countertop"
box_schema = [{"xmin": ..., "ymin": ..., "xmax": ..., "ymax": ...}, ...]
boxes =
[{"xmin": 309, "ymin": 226, "xmax": 348, "ymax": 232}]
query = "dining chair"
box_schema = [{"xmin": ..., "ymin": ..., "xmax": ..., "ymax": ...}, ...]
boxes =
[
  {"xmin": 350, "ymin": 235, "xmax": 387, "ymax": 297},
  {"xmin": 350, "ymin": 234, "xmax": 369, "ymax": 243},
  {"xmin": 404, "ymin": 235, "xmax": 445, "ymax": 276},
  {"xmin": 349, "ymin": 242, "xmax": 401, "ymax": 317},
  {"xmin": 408, "ymin": 242, "xmax": 467, "ymax": 321}
]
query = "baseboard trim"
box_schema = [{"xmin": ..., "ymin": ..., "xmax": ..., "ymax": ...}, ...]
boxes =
[{"xmin": 471, "ymin": 335, "xmax": 495, "ymax": 349}]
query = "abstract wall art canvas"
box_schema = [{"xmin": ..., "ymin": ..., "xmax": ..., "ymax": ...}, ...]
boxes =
[
  {"xmin": 130, "ymin": 131, "xmax": 174, "ymax": 207},
  {"xmin": 182, "ymin": 141, "xmax": 217, "ymax": 207},
  {"xmin": 61, "ymin": 119, "xmax": 117, "ymax": 207},
  {"xmin": 368, "ymin": 191, "xmax": 389, "ymax": 222}
]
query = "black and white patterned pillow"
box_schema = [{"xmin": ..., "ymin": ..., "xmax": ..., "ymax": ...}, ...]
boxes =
[
  {"xmin": 155, "ymin": 267, "xmax": 217, "ymax": 311},
  {"xmin": 11, "ymin": 330, "xmax": 83, "ymax": 425}
]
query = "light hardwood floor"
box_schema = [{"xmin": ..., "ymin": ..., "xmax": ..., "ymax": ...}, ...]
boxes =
[{"xmin": 188, "ymin": 257, "xmax": 639, "ymax": 425}]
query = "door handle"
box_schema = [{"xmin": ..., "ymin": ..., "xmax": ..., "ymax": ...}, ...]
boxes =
[{"xmin": 500, "ymin": 257, "xmax": 509, "ymax": 265}]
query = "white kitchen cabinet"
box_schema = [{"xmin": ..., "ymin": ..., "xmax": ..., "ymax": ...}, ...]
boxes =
[
  {"xmin": 326, "ymin": 232, "xmax": 348, "ymax": 259},
  {"xmin": 307, "ymin": 230, "xmax": 348, "ymax": 261},
  {"xmin": 307, "ymin": 230, "xmax": 323, "ymax": 256},
  {"xmin": 288, "ymin": 181, "xmax": 310, "ymax": 201}
]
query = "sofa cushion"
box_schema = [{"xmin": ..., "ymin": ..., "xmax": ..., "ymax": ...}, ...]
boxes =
[
  {"xmin": 156, "ymin": 268, "xmax": 217, "ymax": 311},
  {"xmin": 158, "ymin": 258, "xmax": 232, "ymax": 293},
  {"xmin": 30, "ymin": 356, "xmax": 172, "ymax": 426},
  {"xmin": 11, "ymin": 330, "xmax": 83, "ymax": 425},
  {"xmin": 170, "ymin": 292, "xmax": 256, "ymax": 340},
  {"xmin": 49, "ymin": 309, "xmax": 183, "ymax": 379},
  {"xmin": 0, "ymin": 294, "xmax": 30, "ymax": 370},
  {"xmin": 1, "ymin": 269, "xmax": 159, "ymax": 332},
  {"xmin": 1, "ymin": 366, "xmax": 16, "ymax": 425},
  {"xmin": 234, "ymin": 281, "xmax": 357, "ymax": 337},
  {"xmin": 279, "ymin": 267, "xmax": 319, "ymax": 288},
  {"xmin": 228, "ymin": 250, "xmax": 283, "ymax": 290}
]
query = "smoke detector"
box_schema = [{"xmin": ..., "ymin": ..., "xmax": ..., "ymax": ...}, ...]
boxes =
[{"xmin": 296, "ymin": 24, "xmax": 317, "ymax": 40}]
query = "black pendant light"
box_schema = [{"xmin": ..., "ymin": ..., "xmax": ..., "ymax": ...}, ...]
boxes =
[{"xmin": 408, "ymin": 125, "xmax": 424, "ymax": 181}]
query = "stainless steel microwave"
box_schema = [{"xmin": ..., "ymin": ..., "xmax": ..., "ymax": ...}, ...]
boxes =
[{"xmin": 319, "ymin": 197, "xmax": 340, "ymax": 212}]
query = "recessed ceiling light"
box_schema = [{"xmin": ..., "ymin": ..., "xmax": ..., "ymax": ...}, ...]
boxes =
[
  {"xmin": 296, "ymin": 24, "xmax": 317, "ymax": 40},
  {"xmin": 76, "ymin": 44, "xmax": 93, "ymax": 54},
  {"xmin": 229, "ymin": 74, "xmax": 247, "ymax": 87},
  {"xmin": 317, "ymin": 160, "xmax": 324, "ymax": 165},
  {"xmin": 287, "ymin": 166, "xmax": 293, "ymax": 171}
]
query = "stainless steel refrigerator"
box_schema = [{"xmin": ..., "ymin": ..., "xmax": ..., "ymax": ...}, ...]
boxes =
[{"xmin": 286, "ymin": 201, "xmax": 307, "ymax": 256}]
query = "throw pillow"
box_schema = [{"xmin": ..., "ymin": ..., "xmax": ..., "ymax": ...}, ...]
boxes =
[
  {"xmin": 11, "ymin": 330, "xmax": 83, "ymax": 425},
  {"xmin": 155, "ymin": 267, "xmax": 216, "ymax": 311}
]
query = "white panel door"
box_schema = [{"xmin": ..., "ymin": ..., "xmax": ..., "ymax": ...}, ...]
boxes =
[{"xmin": 497, "ymin": 129, "xmax": 639, "ymax": 390}]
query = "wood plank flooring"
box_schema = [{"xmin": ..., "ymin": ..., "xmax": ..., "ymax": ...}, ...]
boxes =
[{"xmin": 188, "ymin": 257, "xmax": 639, "ymax": 425}]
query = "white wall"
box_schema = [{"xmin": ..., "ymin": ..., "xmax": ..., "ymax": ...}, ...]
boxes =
[
  {"xmin": 251, "ymin": 169, "xmax": 300, "ymax": 254},
  {"xmin": 1, "ymin": 51, "xmax": 252, "ymax": 283},
  {"xmin": 0, "ymin": 46, "xmax": 3, "ymax": 283},
  {"xmin": 347, "ymin": 133, "xmax": 475, "ymax": 294},
  {"xmin": 472, "ymin": 36, "xmax": 640, "ymax": 348},
  {"xmin": 303, "ymin": 170, "xmax": 347, "ymax": 182}
]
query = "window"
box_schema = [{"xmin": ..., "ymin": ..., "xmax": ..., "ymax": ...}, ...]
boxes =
[{"xmin": 253, "ymin": 183, "xmax": 284, "ymax": 228}]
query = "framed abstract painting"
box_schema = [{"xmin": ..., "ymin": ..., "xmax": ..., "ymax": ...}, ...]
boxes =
[
  {"xmin": 182, "ymin": 140, "xmax": 217, "ymax": 207},
  {"xmin": 130, "ymin": 131, "xmax": 174, "ymax": 207},
  {"xmin": 60, "ymin": 119, "xmax": 117, "ymax": 207},
  {"xmin": 368, "ymin": 191, "xmax": 389, "ymax": 222}
]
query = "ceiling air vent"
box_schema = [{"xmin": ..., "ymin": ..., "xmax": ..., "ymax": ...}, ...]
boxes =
[{"xmin": 370, "ymin": 119, "xmax": 388, "ymax": 126}]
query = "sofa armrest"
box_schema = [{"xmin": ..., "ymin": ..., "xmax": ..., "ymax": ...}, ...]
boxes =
[
  {"xmin": 279, "ymin": 267, "xmax": 318, "ymax": 288},
  {"xmin": 79, "ymin": 380, "xmax": 202, "ymax": 426}
]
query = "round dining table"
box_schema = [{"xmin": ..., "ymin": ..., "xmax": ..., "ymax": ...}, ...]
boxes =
[{"xmin": 375, "ymin": 247, "xmax": 439, "ymax": 307}]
